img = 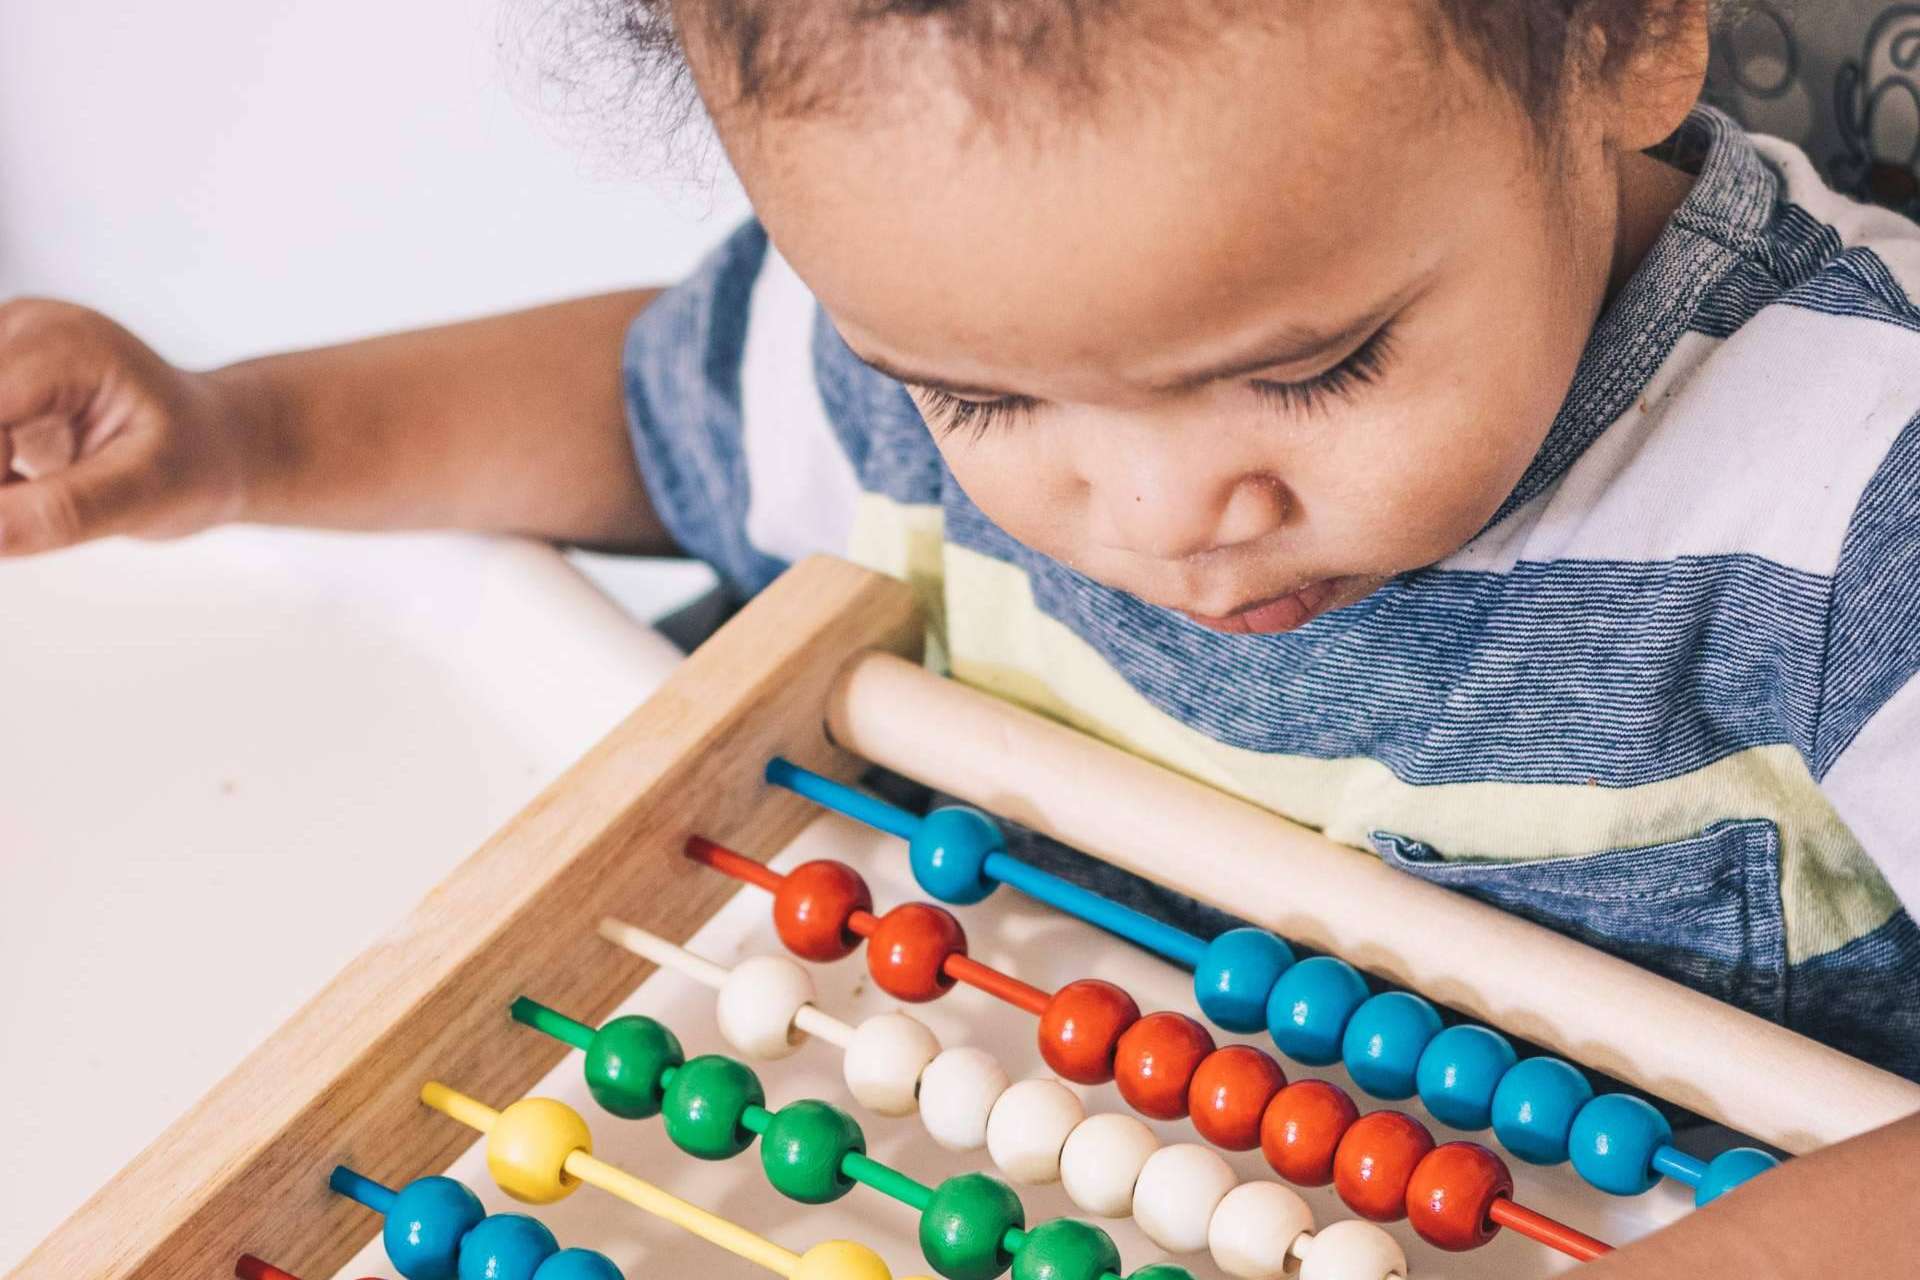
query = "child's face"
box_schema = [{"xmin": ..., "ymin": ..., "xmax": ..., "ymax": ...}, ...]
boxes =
[{"xmin": 710, "ymin": 7, "xmax": 1678, "ymax": 633}]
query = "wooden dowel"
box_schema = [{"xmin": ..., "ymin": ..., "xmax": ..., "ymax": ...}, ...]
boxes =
[{"xmin": 826, "ymin": 651, "xmax": 1920, "ymax": 1155}]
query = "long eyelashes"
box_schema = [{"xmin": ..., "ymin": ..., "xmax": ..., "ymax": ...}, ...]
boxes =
[
  {"xmin": 1249, "ymin": 323, "xmax": 1396, "ymax": 416},
  {"xmin": 916, "ymin": 390, "xmax": 1040, "ymax": 441},
  {"xmin": 912, "ymin": 320, "xmax": 1398, "ymax": 439}
]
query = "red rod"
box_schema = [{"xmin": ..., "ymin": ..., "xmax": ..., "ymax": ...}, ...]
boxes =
[
  {"xmin": 1490, "ymin": 1193, "xmax": 1613, "ymax": 1260},
  {"xmin": 686, "ymin": 836, "xmax": 1053, "ymax": 1014}
]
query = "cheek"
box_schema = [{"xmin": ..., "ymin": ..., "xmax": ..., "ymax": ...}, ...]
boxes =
[{"xmin": 937, "ymin": 434, "xmax": 1086, "ymax": 552}]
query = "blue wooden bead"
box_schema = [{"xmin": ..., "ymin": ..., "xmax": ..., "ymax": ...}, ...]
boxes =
[
  {"xmin": 1340, "ymin": 991, "xmax": 1443, "ymax": 1099},
  {"xmin": 530, "ymin": 1249, "xmax": 623, "ymax": 1280},
  {"xmin": 909, "ymin": 807, "xmax": 1005, "ymax": 905},
  {"xmin": 1694, "ymin": 1147, "xmax": 1779, "ymax": 1206},
  {"xmin": 385, "ymin": 1177, "xmax": 486, "ymax": 1280},
  {"xmin": 1415, "ymin": 1024, "xmax": 1518, "ymax": 1131},
  {"xmin": 1265, "ymin": 955, "xmax": 1368, "ymax": 1065},
  {"xmin": 1490, "ymin": 1056, "xmax": 1593, "ymax": 1164},
  {"xmin": 1195, "ymin": 928, "xmax": 1295, "ymax": 1033},
  {"xmin": 1569, "ymin": 1094, "xmax": 1672, "ymax": 1195},
  {"xmin": 459, "ymin": 1214, "xmax": 559, "ymax": 1280}
]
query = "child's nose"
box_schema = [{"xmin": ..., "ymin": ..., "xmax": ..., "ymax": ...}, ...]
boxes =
[{"xmin": 1083, "ymin": 449, "xmax": 1289, "ymax": 561}]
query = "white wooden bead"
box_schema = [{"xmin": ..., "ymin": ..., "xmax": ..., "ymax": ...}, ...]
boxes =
[
  {"xmin": 1059, "ymin": 1112, "xmax": 1159, "ymax": 1218},
  {"xmin": 1131, "ymin": 1143, "xmax": 1238, "ymax": 1255},
  {"xmin": 986, "ymin": 1078, "xmax": 1084, "ymax": 1185},
  {"xmin": 715, "ymin": 955, "xmax": 815, "ymax": 1060},
  {"xmin": 1207, "ymin": 1181, "xmax": 1315, "ymax": 1280},
  {"xmin": 1296, "ymin": 1220, "xmax": 1409, "ymax": 1280},
  {"xmin": 917, "ymin": 1047, "xmax": 1010, "ymax": 1151},
  {"xmin": 843, "ymin": 1013, "xmax": 940, "ymax": 1117}
]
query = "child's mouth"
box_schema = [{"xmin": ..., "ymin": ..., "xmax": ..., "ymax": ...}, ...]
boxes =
[{"xmin": 1180, "ymin": 578, "xmax": 1341, "ymax": 635}]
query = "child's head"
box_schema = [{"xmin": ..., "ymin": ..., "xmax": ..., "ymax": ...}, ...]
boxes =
[{"xmin": 643, "ymin": 1, "xmax": 1709, "ymax": 631}]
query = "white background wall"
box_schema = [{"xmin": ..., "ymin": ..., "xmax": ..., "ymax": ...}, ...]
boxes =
[{"xmin": 0, "ymin": 0, "xmax": 746, "ymax": 366}]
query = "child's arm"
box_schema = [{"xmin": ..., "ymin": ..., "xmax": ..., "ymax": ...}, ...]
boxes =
[
  {"xmin": 1588, "ymin": 1110, "xmax": 1920, "ymax": 1277},
  {"xmin": 0, "ymin": 290, "xmax": 669, "ymax": 555}
]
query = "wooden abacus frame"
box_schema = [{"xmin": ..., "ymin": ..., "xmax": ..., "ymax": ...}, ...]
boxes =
[{"xmin": 15, "ymin": 556, "xmax": 1920, "ymax": 1280}]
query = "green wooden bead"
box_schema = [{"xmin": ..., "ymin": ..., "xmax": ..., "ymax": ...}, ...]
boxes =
[
  {"xmin": 585, "ymin": 1016, "xmax": 684, "ymax": 1119},
  {"xmin": 662, "ymin": 1055, "xmax": 764, "ymax": 1160},
  {"xmin": 1010, "ymin": 1219, "xmax": 1120, "ymax": 1280},
  {"xmin": 760, "ymin": 1100, "xmax": 865, "ymax": 1204},
  {"xmin": 919, "ymin": 1173, "xmax": 1024, "ymax": 1280},
  {"xmin": 1125, "ymin": 1268, "xmax": 1196, "ymax": 1280}
]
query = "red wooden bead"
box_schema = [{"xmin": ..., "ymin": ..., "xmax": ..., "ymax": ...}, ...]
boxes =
[
  {"xmin": 1037, "ymin": 979, "xmax": 1141, "ymax": 1085},
  {"xmin": 1406, "ymin": 1141, "xmax": 1512, "ymax": 1251},
  {"xmin": 866, "ymin": 903, "xmax": 966, "ymax": 1002},
  {"xmin": 1260, "ymin": 1079, "xmax": 1360, "ymax": 1186},
  {"xmin": 1114, "ymin": 1012, "xmax": 1215, "ymax": 1120},
  {"xmin": 1188, "ymin": 1045, "xmax": 1287, "ymax": 1151},
  {"xmin": 773, "ymin": 860, "xmax": 874, "ymax": 961},
  {"xmin": 1333, "ymin": 1110, "xmax": 1436, "ymax": 1223}
]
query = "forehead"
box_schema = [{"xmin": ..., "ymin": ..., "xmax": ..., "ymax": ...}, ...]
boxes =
[{"xmin": 713, "ymin": 5, "xmax": 1519, "ymax": 397}]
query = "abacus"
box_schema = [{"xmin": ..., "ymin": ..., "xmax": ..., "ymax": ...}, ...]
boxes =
[{"xmin": 16, "ymin": 557, "xmax": 1920, "ymax": 1280}]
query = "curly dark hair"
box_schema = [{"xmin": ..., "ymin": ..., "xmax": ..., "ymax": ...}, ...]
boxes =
[{"xmin": 520, "ymin": 0, "xmax": 1711, "ymax": 148}]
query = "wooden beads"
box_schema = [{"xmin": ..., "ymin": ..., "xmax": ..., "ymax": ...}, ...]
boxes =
[
  {"xmin": 663, "ymin": 1056, "xmax": 765, "ymax": 1161},
  {"xmin": 844, "ymin": 1013, "xmax": 940, "ymax": 1117},
  {"xmin": 772, "ymin": 860, "xmax": 873, "ymax": 961},
  {"xmin": 986, "ymin": 1078, "xmax": 1085, "ymax": 1185},
  {"xmin": 867, "ymin": 903, "xmax": 967, "ymax": 1002},
  {"xmin": 1260, "ymin": 1080, "xmax": 1358, "ymax": 1186},
  {"xmin": 918, "ymin": 1046, "xmax": 1010, "ymax": 1152},
  {"xmin": 1188, "ymin": 1046, "xmax": 1286, "ymax": 1151},
  {"xmin": 1038, "ymin": 979, "xmax": 1140, "ymax": 1085},
  {"xmin": 1059, "ymin": 1112, "xmax": 1159, "ymax": 1217},
  {"xmin": 1205, "ymin": 1182, "xmax": 1314, "ymax": 1280},
  {"xmin": 1332, "ymin": 1111, "xmax": 1435, "ymax": 1222},
  {"xmin": 1114, "ymin": 1013, "xmax": 1215, "ymax": 1121},
  {"xmin": 794, "ymin": 1241, "xmax": 895, "ymax": 1280},
  {"xmin": 487, "ymin": 1098, "xmax": 591, "ymax": 1204},
  {"xmin": 1296, "ymin": 1219, "xmax": 1408, "ymax": 1280},
  {"xmin": 919, "ymin": 1174, "xmax": 1024, "ymax": 1280},
  {"xmin": 716, "ymin": 955, "xmax": 814, "ymax": 1060},
  {"xmin": 1405, "ymin": 1142, "xmax": 1511, "ymax": 1251},
  {"xmin": 1131, "ymin": 1144, "xmax": 1237, "ymax": 1254}
]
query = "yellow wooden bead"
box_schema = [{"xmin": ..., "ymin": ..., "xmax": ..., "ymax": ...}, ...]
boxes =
[
  {"xmin": 487, "ymin": 1097, "xmax": 592, "ymax": 1204},
  {"xmin": 793, "ymin": 1240, "xmax": 893, "ymax": 1280}
]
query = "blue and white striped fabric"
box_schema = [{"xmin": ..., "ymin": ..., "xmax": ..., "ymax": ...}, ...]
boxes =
[{"xmin": 623, "ymin": 106, "xmax": 1920, "ymax": 1081}]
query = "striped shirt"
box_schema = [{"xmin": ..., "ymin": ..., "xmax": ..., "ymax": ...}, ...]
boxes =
[{"xmin": 623, "ymin": 106, "xmax": 1920, "ymax": 1081}]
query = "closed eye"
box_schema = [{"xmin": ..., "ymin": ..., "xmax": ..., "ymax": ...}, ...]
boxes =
[
  {"xmin": 1250, "ymin": 321, "xmax": 1397, "ymax": 416},
  {"xmin": 913, "ymin": 387, "xmax": 1039, "ymax": 441}
]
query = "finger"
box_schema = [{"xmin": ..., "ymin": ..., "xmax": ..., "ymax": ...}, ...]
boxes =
[
  {"xmin": 7, "ymin": 414, "xmax": 79, "ymax": 479},
  {"xmin": 0, "ymin": 440, "xmax": 161, "ymax": 556},
  {"xmin": 0, "ymin": 342, "xmax": 91, "ymax": 430}
]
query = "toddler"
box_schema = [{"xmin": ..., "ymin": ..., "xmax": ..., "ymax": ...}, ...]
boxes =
[{"xmin": 1, "ymin": 2, "xmax": 1915, "ymax": 1271}]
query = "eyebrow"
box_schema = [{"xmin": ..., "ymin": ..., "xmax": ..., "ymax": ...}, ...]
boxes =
[{"xmin": 848, "ymin": 309, "xmax": 1387, "ymax": 401}]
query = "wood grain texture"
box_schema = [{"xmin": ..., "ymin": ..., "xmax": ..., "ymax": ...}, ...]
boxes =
[
  {"xmin": 827, "ymin": 650, "xmax": 1920, "ymax": 1156},
  {"xmin": 12, "ymin": 557, "xmax": 921, "ymax": 1280}
]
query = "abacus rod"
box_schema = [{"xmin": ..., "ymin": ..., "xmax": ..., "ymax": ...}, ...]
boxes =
[
  {"xmin": 235, "ymin": 1257, "xmax": 300, "ymax": 1280},
  {"xmin": 765, "ymin": 760, "xmax": 1209, "ymax": 968},
  {"xmin": 981, "ymin": 850, "xmax": 1208, "ymax": 969},
  {"xmin": 327, "ymin": 1166, "xmax": 397, "ymax": 1215},
  {"xmin": 1487, "ymin": 1199, "xmax": 1610, "ymax": 1262},
  {"xmin": 600, "ymin": 917, "xmax": 730, "ymax": 989},
  {"xmin": 682, "ymin": 839, "xmax": 1053, "ymax": 1014},
  {"xmin": 564, "ymin": 1149, "xmax": 803, "ymax": 1277},
  {"xmin": 510, "ymin": 997, "xmax": 595, "ymax": 1051},
  {"xmin": 1650, "ymin": 1146, "xmax": 1708, "ymax": 1187},
  {"xmin": 766, "ymin": 757, "xmax": 920, "ymax": 841}
]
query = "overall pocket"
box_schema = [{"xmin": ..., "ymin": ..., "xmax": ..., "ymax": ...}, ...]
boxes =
[{"xmin": 1369, "ymin": 819, "xmax": 1788, "ymax": 1024}]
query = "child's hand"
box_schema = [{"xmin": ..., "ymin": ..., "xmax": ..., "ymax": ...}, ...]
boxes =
[{"xmin": 0, "ymin": 298, "xmax": 257, "ymax": 556}]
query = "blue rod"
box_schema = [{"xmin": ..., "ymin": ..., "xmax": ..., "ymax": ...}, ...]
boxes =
[
  {"xmin": 984, "ymin": 851, "xmax": 1209, "ymax": 969},
  {"xmin": 766, "ymin": 758, "xmax": 921, "ymax": 841},
  {"xmin": 1651, "ymin": 1145, "xmax": 1706, "ymax": 1187},
  {"xmin": 329, "ymin": 1165, "xmax": 398, "ymax": 1214}
]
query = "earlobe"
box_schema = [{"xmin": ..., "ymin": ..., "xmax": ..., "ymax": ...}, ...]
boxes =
[{"xmin": 1602, "ymin": 0, "xmax": 1711, "ymax": 152}]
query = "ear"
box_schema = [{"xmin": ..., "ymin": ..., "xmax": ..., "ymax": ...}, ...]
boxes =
[{"xmin": 1588, "ymin": 0, "xmax": 1711, "ymax": 152}]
